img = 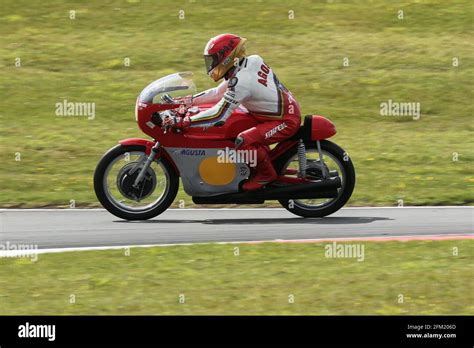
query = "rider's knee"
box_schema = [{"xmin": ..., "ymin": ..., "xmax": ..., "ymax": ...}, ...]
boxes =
[{"xmin": 236, "ymin": 127, "xmax": 264, "ymax": 149}]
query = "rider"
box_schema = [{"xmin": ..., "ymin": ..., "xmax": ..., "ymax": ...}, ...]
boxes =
[{"xmin": 165, "ymin": 34, "xmax": 301, "ymax": 191}]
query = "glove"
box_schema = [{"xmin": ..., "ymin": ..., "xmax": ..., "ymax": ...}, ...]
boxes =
[
  {"xmin": 175, "ymin": 115, "xmax": 191, "ymax": 129},
  {"xmin": 162, "ymin": 115, "xmax": 191, "ymax": 130}
]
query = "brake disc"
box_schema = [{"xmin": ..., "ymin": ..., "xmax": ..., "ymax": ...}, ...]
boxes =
[{"xmin": 116, "ymin": 162, "xmax": 157, "ymax": 201}]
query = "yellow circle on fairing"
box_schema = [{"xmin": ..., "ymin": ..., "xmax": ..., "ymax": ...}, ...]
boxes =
[{"xmin": 199, "ymin": 156, "xmax": 236, "ymax": 185}]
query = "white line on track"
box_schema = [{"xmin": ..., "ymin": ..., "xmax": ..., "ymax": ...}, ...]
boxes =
[{"xmin": 1, "ymin": 233, "xmax": 472, "ymax": 258}]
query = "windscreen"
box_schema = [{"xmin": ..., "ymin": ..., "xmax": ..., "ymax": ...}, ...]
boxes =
[{"xmin": 138, "ymin": 72, "xmax": 196, "ymax": 104}]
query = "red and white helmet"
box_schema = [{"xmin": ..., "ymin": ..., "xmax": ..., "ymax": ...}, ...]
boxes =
[{"xmin": 203, "ymin": 34, "xmax": 247, "ymax": 82}]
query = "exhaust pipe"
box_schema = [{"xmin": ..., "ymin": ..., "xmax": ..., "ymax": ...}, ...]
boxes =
[
  {"xmin": 262, "ymin": 177, "xmax": 340, "ymax": 199},
  {"xmin": 193, "ymin": 177, "xmax": 341, "ymax": 204}
]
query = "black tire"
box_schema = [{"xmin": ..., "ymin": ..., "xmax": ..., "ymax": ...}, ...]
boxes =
[
  {"xmin": 94, "ymin": 144, "xmax": 179, "ymax": 220},
  {"xmin": 274, "ymin": 140, "xmax": 355, "ymax": 218}
]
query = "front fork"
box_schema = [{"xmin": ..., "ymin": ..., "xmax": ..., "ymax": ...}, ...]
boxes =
[{"xmin": 132, "ymin": 141, "xmax": 161, "ymax": 189}]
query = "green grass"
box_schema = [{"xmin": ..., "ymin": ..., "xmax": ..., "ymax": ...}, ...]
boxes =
[
  {"xmin": 0, "ymin": 0, "xmax": 473, "ymax": 207},
  {"xmin": 0, "ymin": 240, "xmax": 472, "ymax": 315}
]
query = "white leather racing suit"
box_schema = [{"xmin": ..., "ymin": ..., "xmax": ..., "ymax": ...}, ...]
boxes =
[{"xmin": 189, "ymin": 54, "xmax": 301, "ymax": 133}]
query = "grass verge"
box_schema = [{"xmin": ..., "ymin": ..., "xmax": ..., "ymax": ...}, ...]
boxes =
[{"xmin": 0, "ymin": 240, "xmax": 472, "ymax": 315}]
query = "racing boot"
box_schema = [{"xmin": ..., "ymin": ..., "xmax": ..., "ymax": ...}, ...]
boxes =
[{"xmin": 242, "ymin": 146, "xmax": 277, "ymax": 191}]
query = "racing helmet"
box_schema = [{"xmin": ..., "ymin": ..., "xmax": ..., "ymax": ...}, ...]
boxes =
[{"xmin": 203, "ymin": 34, "xmax": 247, "ymax": 82}]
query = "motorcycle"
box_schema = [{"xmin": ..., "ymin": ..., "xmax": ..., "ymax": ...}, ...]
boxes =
[{"xmin": 94, "ymin": 72, "xmax": 355, "ymax": 220}]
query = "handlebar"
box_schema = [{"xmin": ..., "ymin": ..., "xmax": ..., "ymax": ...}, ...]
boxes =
[{"xmin": 160, "ymin": 93, "xmax": 175, "ymax": 104}]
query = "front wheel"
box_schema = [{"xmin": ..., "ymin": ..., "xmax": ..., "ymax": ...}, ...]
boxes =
[
  {"xmin": 94, "ymin": 144, "xmax": 179, "ymax": 220},
  {"xmin": 275, "ymin": 140, "xmax": 355, "ymax": 218}
]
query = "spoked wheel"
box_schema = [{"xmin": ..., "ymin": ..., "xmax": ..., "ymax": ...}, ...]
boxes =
[
  {"xmin": 94, "ymin": 145, "xmax": 179, "ymax": 220},
  {"xmin": 275, "ymin": 140, "xmax": 355, "ymax": 218}
]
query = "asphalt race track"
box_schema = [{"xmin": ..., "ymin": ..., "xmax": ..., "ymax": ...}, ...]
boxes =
[{"xmin": 0, "ymin": 207, "xmax": 472, "ymax": 250}]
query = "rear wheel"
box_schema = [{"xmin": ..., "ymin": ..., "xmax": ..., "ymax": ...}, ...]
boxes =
[
  {"xmin": 274, "ymin": 140, "xmax": 355, "ymax": 218},
  {"xmin": 94, "ymin": 145, "xmax": 179, "ymax": 220}
]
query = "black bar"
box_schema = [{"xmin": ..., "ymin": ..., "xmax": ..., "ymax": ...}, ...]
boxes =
[{"xmin": 0, "ymin": 315, "xmax": 472, "ymax": 346}]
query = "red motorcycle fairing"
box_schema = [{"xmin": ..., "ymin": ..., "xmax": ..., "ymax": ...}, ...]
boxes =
[{"xmin": 137, "ymin": 100, "xmax": 259, "ymax": 143}]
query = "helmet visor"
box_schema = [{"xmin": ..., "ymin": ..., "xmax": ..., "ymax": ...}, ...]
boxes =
[{"xmin": 204, "ymin": 54, "xmax": 219, "ymax": 74}]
